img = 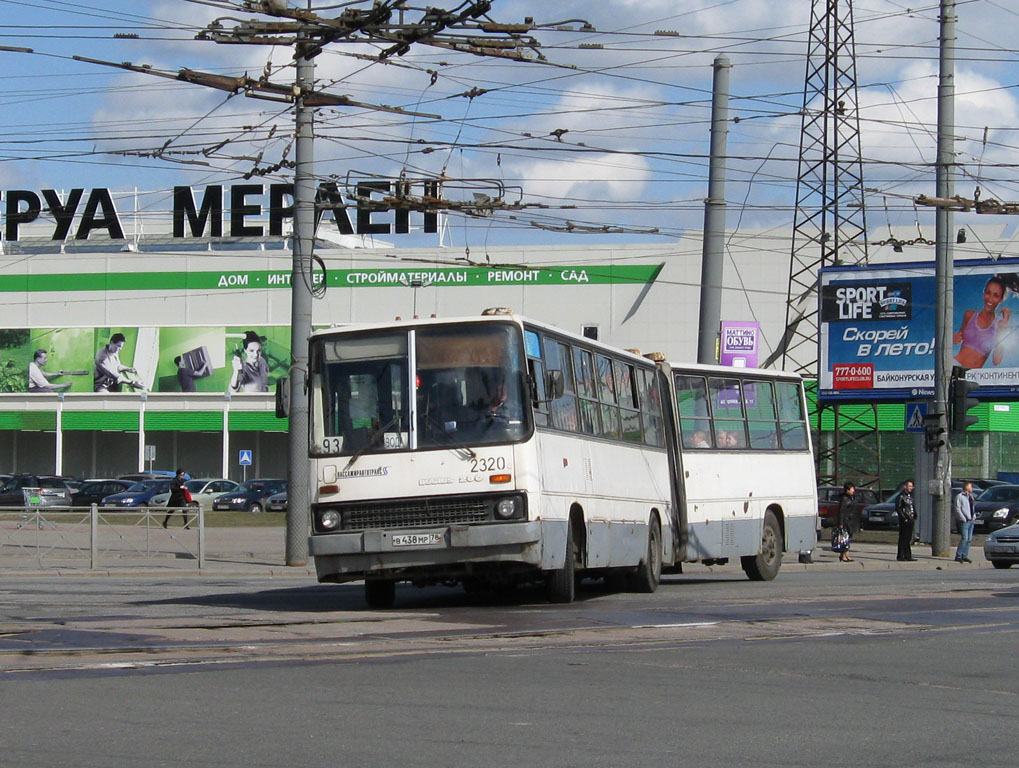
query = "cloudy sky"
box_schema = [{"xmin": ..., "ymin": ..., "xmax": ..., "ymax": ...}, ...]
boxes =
[{"xmin": 1, "ymin": 0, "xmax": 1017, "ymax": 249}]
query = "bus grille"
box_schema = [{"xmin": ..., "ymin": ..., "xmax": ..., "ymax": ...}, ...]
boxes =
[{"xmin": 344, "ymin": 498, "xmax": 490, "ymax": 530}]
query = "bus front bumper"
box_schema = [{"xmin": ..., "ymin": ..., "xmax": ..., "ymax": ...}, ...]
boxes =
[{"xmin": 308, "ymin": 520, "xmax": 546, "ymax": 582}]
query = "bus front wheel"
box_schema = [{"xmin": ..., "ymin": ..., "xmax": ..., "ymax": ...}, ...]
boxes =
[
  {"xmin": 545, "ymin": 524, "xmax": 576, "ymax": 604},
  {"xmin": 365, "ymin": 579, "xmax": 396, "ymax": 609},
  {"xmin": 742, "ymin": 510, "xmax": 782, "ymax": 581},
  {"xmin": 627, "ymin": 517, "xmax": 661, "ymax": 593}
]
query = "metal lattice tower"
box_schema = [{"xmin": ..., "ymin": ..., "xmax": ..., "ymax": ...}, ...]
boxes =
[{"xmin": 768, "ymin": 0, "xmax": 876, "ymax": 488}]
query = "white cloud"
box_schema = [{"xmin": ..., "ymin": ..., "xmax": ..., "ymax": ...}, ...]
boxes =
[{"xmin": 510, "ymin": 153, "xmax": 651, "ymax": 204}]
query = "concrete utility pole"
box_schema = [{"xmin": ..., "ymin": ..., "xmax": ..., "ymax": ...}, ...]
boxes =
[
  {"xmin": 932, "ymin": 0, "xmax": 956, "ymax": 557},
  {"xmin": 697, "ymin": 54, "xmax": 730, "ymax": 365},
  {"xmin": 286, "ymin": 33, "xmax": 315, "ymax": 566},
  {"xmin": 185, "ymin": 2, "xmax": 546, "ymax": 564}
]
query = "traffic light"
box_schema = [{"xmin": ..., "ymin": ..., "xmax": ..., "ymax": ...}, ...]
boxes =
[
  {"xmin": 923, "ymin": 412, "xmax": 946, "ymax": 453},
  {"xmin": 951, "ymin": 367, "xmax": 979, "ymax": 432}
]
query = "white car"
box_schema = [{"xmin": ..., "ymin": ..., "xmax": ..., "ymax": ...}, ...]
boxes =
[{"xmin": 149, "ymin": 478, "xmax": 240, "ymax": 512}]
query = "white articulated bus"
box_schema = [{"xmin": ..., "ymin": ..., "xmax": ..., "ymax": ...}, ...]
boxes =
[
  {"xmin": 658, "ymin": 361, "xmax": 818, "ymax": 580},
  {"xmin": 301, "ymin": 312, "xmax": 816, "ymax": 607}
]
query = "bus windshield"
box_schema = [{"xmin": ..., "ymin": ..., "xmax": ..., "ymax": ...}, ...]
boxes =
[{"xmin": 310, "ymin": 322, "xmax": 530, "ymax": 456}]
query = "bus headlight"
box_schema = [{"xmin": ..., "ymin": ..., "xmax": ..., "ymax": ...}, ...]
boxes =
[
  {"xmin": 320, "ymin": 509, "xmax": 340, "ymax": 530},
  {"xmin": 495, "ymin": 497, "xmax": 519, "ymax": 520}
]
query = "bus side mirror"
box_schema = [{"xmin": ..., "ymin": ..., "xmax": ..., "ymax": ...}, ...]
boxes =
[
  {"xmin": 275, "ymin": 377, "xmax": 290, "ymax": 418},
  {"xmin": 546, "ymin": 369, "xmax": 565, "ymax": 400}
]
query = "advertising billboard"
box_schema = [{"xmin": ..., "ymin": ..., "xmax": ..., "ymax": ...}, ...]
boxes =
[
  {"xmin": 1, "ymin": 326, "xmax": 290, "ymax": 395},
  {"xmin": 819, "ymin": 258, "xmax": 1019, "ymax": 402},
  {"xmin": 720, "ymin": 321, "xmax": 761, "ymax": 368}
]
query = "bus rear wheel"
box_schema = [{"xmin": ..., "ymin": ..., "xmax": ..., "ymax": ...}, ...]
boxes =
[
  {"xmin": 364, "ymin": 579, "xmax": 396, "ymax": 609},
  {"xmin": 742, "ymin": 510, "xmax": 782, "ymax": 581},
  {"xmin": 545, "ymin": 524, "xmax": 576, "ymax": 604},
  {"xmin": 627, "ymin": 517, "xmax": 661, "ymax": 593}
]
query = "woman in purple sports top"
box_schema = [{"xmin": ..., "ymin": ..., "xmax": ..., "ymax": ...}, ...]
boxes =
[{"xmin": 954, "ymin": 275, "xmax": 1010, "ymax": 367}]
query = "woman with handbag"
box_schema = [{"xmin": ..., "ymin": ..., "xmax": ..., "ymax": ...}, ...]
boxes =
[
  {"xmin": 161, "ymin": 468, "xmax": 192, "ymax": 529},
  {"xmin": 834, "ymin": 481, "xmax": 857, "ymax": 562}
]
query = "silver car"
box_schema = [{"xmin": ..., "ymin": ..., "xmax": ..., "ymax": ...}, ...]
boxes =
[
  {"xmin": 984, "ymin": 522, "xmax": 1019, "ymax": 569},
  {"xmin": 266, "ymin": 491, "xmax": 287, "ymax": 513}
]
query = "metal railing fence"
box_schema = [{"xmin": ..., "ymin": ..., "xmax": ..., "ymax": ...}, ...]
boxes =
[{"xmin": 0, "ymin": 505, "xmax": 285, "ymax": 570}]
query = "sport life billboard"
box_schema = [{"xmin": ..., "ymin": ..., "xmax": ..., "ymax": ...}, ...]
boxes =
[
  {"xmin": 819, "ymin": 258, "xmax": 1019, "ymax": 401},
  {"xmin": 0, "ymin": 326, "xmax": 290, "ymax": 395}
]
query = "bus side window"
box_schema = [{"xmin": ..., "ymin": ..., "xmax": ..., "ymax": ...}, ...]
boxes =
[
  {"xmin": 528, "ymin": 357, "xmax": 548, "ymax": 427},
  {"xmin": 708, "ymin": 376, "xmax": 747, "ymax": 448},
  {"xmin": 595, "ymin": 353, "xmax": 621, "ymax": 440},
  {"xmin": 572, "ymin": 346, "xmax": 601, "ymax": 436},
  {"xmin": 640, "ymin": 368, "xmax": 665, "ymax": 448},
  {"xmin": 777, "ymin": 381, "xmax": 808, "ymax": 450},
  {"xmin": 614, "ymin": 360, "xmax": 642, "ymax": 444},
  {"xmin": 674, "ymin": 374, "xmax": 711, "ymax": 449},
  {"xmin": 746, "ymin": 380, "xmax": 779, "ymax": 449},
  {"xmin": 546, "ymin": 339, "xmax": 579, "ymax": 432}
]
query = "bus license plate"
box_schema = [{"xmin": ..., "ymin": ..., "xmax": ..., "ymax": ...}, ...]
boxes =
[{"xmin": 391, "ymin": 532, "xmax": 443, "ymax": 547}]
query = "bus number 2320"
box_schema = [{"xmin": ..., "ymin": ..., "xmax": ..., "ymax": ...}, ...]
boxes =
[{"xmin": 471, "ymin": 456, "xmax": 507, "ymax": 472}]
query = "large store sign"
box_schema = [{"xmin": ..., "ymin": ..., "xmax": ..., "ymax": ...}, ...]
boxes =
[
  {"xmin": 819, "ymin": 258, "xmax": 1019, "ymax": 401},
  {"xmin": 0, "ymin": 264, "xmax": 663, "ymax": 292},
  {"xmin": 1, "ymin": 181, "xmax": 440, "ymax": 241},
  {"xmin": 1, "ymin": 326, "xmax": 290, "ymax": 395}
]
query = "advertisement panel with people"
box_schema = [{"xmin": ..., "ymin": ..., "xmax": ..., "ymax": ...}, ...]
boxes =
[
  {"xmin": 819, "ymin": 258, "xmax": 1019, "ymax": 401},
  {"xmin": 0, "ymin": 326, "xmax": 291, "ymax": 394}
]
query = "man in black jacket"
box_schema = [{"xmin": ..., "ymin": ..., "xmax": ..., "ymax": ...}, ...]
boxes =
[{"xmin": 896, "ymin": 479, "xmax": 917, "ymax": 561}]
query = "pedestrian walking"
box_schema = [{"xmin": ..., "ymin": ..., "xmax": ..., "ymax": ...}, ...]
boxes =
[
  {"xmin": 954, "ymin": 481, "xmax": 976, "ymax": 563},
  {"xmin": 896, "ymin": 479, "xmax": 917, "ymax": 561},
  {"xmin": 834, "ymin": 481, "xmax": 857, "ymax": 562},
  {"xmin": 161, "ymin": 468, "xmax": 191, "ymax": 529}
]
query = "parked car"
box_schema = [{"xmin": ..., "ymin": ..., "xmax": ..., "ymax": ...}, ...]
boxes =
[
  {"xmin": 956, "ymin": 477, "xmax": 1008, "ymax": 491},
  {"xmin": 212, "ymin": 479, "xmax": 287, "ymax": 513},
  {"xmin": 266, "ymin": 490, "xmax": 288, "ymax": 513},
  {"xmin": 863, "ymin": 487, "xmax": 964, "ymax": 531},
  {"xmin": 972, "ymin": 484, "xmax": 1019, "ymax": 533},
  {"xmin": 861, "ymin": 492, "xmax": 901, "ymax": 530},
  {"xmin": 118, "ymin": 471, "xmax": 175, "ymax": 482},
  {"xmin": 0, "ymin": 475, "xmax": 73, "ymax": 508},
  {"xmin": 101, "ymin": 479, "xmax": 172, "ymax": 507},
  {"xmin": 149, "ymin": 478, "xmax": 240, "ymax": 512},
  {"xmin": 71, "ymin": 479, "xmax": 134, "ymax": 506},
  {"xmin": 817, "ymin": 485, "xmax": 879, "ymax": 528},
  {"xmin": 983, "ymin": 521, "xmax": 1019, "ymax": 568}
]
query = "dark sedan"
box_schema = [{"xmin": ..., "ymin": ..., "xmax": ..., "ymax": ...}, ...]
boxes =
[
  {"xmin": 211, "ymin": 479, "xmax": 286, "ymax": 513},
  {"xmin": 864, "ymin": 487, "xmax": 963, "ymax": 531},
  {"xmin": 101, "ymin": 479, "xmax": 172, "ymax": 507},
  {"xmin": 973, "ymin": 484, "xmax": 1019, "ymax": 533},
  {"xmin": 71, "ymin": 479, "xmax": 134, "ymax": 507}
]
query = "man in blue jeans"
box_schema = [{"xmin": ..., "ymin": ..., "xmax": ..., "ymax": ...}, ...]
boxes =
[{"xmin": 954, "ymin": 481, "xmax": 976, "ymax": 563}]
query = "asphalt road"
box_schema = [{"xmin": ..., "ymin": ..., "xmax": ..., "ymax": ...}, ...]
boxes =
[{"xmin": 3, "ymin": 567, "xmax": 1018, "ymax": 767}]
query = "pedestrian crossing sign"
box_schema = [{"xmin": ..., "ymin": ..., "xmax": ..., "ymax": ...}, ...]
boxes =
[{"xmin": 905, "ymin": 403, "xmax": 928, "ymax": 433}]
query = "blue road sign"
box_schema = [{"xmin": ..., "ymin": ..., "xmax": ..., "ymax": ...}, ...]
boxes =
[
  {"xmin": 238, "ymin": 449, "xmax": 253, "ymax": 466},
  {"xmin": 905, "ymin": 402, "xmax": 928, "ymax": 433}
]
